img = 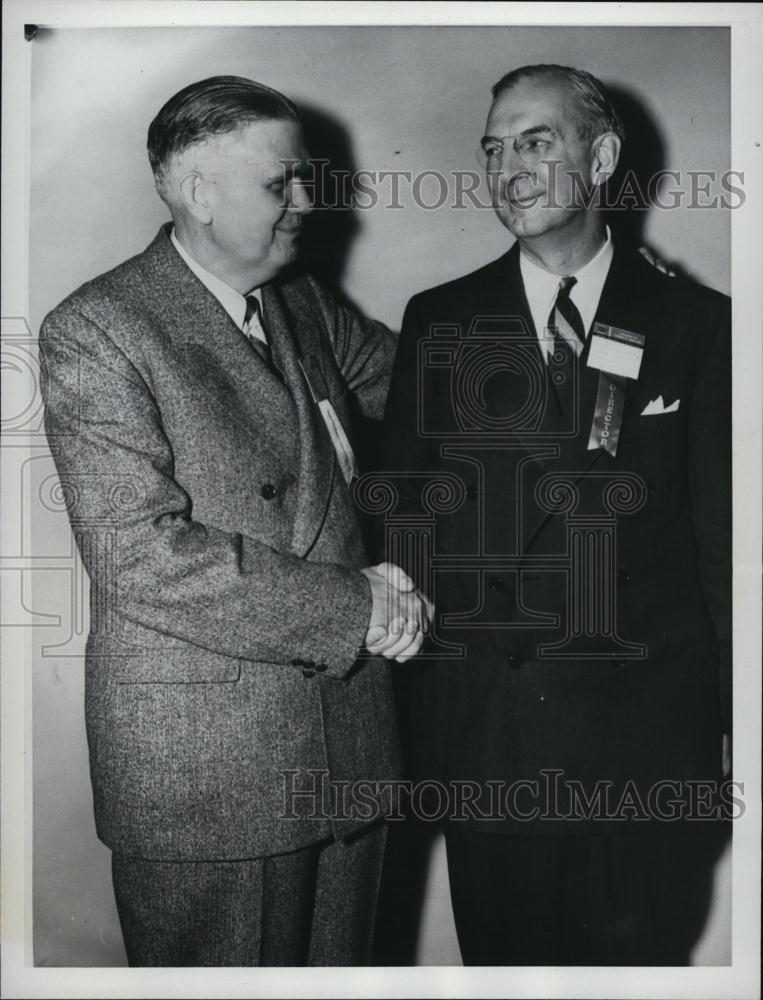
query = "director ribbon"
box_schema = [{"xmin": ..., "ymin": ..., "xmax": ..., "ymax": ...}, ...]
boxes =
[{"xmin": 587, "ymin": 373, "xmax": 627, "ymax": 457}]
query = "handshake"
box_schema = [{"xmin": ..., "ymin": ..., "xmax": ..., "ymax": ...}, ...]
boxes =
[{"xmin": 361, "ymin": 562, "xmax": 434, "ymax": 663}]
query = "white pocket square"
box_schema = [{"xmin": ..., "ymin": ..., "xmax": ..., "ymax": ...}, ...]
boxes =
[{"xmin": 641, "ymin": 395, "xmax": 680, "ymax": 416}]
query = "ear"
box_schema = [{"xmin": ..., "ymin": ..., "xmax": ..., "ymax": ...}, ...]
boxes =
[
  {"xmin": 590, "ymin": 132, "xmax": 622, "ymax": 188},
  {"xmin": 177, "ymin": 170, "xmax": 213, "ymax": 225}
]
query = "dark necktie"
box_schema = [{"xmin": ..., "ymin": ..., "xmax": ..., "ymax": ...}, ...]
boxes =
[
  {"xmin": 243, "ymin": 294, "xmax": 276, "ymax": 371},
  {"xmin": 547, "ymin": 276, "xmax": 585, "ymax": 416}
]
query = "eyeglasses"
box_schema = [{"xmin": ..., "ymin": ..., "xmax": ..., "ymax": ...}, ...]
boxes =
[{"xmin": 477, "ymin": 132, "xmax": 557, "ymax": 169}]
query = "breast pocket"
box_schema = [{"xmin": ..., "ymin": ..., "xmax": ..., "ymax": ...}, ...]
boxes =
[
  {"xmin": 618, "ymin": 406, "xmax": 687, "ymax": 473},
  {"xmin": 637, "ymin": 409, "xmax": 684, "ymax": 432}
]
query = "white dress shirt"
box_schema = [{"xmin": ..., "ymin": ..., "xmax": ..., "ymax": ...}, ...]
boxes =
[
  {"xmin": 170, "ymin": 228, "xmax": 267, "ymax": 345},
  {"xmin": 519, "ymin": 227, "xmax": 614, "ymax": 363}
]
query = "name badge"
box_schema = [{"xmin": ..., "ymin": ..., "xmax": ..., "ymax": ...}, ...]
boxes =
[{"xmin": 586, "ymin": 322, "xmax": 645, "ymax": 380}]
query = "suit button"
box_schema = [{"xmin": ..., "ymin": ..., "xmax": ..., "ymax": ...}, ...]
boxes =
[
  {"xmin": 617, "ymin": 570, "xmax": 631, "ymax": 583},
  {"xmin": 465, "ymin": 486, "xmax": 478, "ymax": 500},
  {"xmin": 302, "ymin": 667, "xmax": 316, "ymax": 678},
  {"xmin": 647, "ymin": 482, "xmax": 657, "ymax": 497},
  {"xmin": 489, "ymin": 576, "xmax": 506, "ymax": 593},
  {"xmin": 315, "ymin": 663, "xmax": 328, "ymax": 673},
  {"xmin": 613, "ymin": 661, "xmax": 625, "ymax": 670},
  {"xmin": 507, "ymin": 655, "xmax": 523, "ymax": 670},
  {"xmin": 261, "ymin": 483, "xmax": 277, "ymax": 500}
]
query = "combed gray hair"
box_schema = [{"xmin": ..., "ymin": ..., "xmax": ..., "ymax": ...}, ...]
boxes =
[
  {"xmin": 147, "ymin": 75, "xmax": 300, "ymax": 199},
  {"xmin": 491, "ymin": 64, "xmax": 625, "ymax": 143}
]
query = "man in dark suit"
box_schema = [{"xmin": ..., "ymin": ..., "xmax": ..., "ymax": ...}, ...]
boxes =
[
  {"xmin": 382, "ymin": 64, "xmax": 731, "ymax": 965},
  {"xmin": 39, "ymin": 76, "xmax": 430, "ymax": 966}
]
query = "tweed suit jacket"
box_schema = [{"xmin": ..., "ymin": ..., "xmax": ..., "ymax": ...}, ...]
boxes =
[
  {"xmin": 383, "ymin": 242, "xmax": 731, "ymax": 835},
  {"xmin": 40, "ymin": 225, "xmax": 401, "ymax": 860}
]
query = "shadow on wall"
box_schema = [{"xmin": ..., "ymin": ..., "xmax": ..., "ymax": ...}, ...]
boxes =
[
  {"xmin": 297, "ymin": 85, "xmax": 694, "ymax": 304},
  {"xmin": 298, "ymin": 103, "xmax": 363, "ymax": 310},
  {"xmin": 605, "ymin": 83, "xmax": 689, "ymax": 280},
  {"xmin": 296, "ymin": 105, "xmax": 389, "ymax": 508}
]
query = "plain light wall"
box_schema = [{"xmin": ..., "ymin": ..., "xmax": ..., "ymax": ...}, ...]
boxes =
[{"xmin": 30, "ymin": 25, "xmax": 731, "ymax": 967}]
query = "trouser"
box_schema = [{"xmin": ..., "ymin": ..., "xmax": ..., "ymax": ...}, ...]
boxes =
[
  {"xmin": 444, "ymin": 820, "xmax": 727, "ymax": 966},
  {"xmin": 111, "ymin": 822, "xmax": 387, "ymax": 966}
]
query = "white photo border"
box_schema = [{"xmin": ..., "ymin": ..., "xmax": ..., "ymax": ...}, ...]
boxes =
[{"xmin": 2, "ymin": 2, "xmax": 761, "ymax": 998}]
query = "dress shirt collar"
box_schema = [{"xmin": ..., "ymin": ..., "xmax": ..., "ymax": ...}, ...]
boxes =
[
  {"xmin": 519, "ymin": 226, "xmax": 614, "ymax": 361},
  {"xmin": 170, "ymin": 227, "xmax": 262, "ymax": 332}
]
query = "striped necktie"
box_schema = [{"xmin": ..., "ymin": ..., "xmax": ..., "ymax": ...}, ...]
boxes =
[{"xmin": 547, "ymin": 276, "xmax": 585, "ymax": 414}]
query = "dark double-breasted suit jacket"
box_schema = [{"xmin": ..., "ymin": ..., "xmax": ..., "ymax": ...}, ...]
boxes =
[
  {"xmin": 40, "ymin": 225, "xmax": 401, "ymax": 860},
  {"xmin": 383, "ymin": 242, "xmax": 731, "ymax": 835}
]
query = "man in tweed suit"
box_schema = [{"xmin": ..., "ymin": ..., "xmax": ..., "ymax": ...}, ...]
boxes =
[{"xmin": 39, "ymin": 76, "xmax": 428, "ymax": 966}]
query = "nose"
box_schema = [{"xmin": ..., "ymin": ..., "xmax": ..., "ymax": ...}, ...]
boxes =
[
  {"xmin": 499, "ymin": 144, "xmax": 522, "ymax": 173},
  {"xmin": 499, "ymin": 149, "xmax": 541, "ymax": 204},
  {"xmin": 485, "ymin": 141, "xmax": 523, "ymax": 176},
  {"xmin": 484, "ymin": 145, "xmax": 526, "ymax": 199},
  {"xmin": 485, "ymin": 154, "xmax": 524, "ymax": 206},
  {"xmin": 287, "ymin": 177, "xmax": 313, "ymax": 216}
]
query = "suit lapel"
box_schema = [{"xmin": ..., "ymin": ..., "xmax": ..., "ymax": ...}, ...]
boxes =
[
  {"xmin": 592, "ymin": 246, "xmax": 677, "ymax": 422},
  {"xmin": 264, "ymin": 282, "xmax": 337, "ymax": 559},
  {"xmin": 521, "ymin": 244, "xmax": 676, "ymax": 550},
  {"xmin": 543, "ymin": 242, "xmax": 679, "ymax": 469},
  {"xmin": 473, "ymin": 246, "xmax": 559, "ymax": 467},
  {"xmin": 136, "ymin": 228, "xmax": 345, "ymax": 560},
  {"xmin": 136, "ymin": 227, "xmax": 298, "ymax": 457}
]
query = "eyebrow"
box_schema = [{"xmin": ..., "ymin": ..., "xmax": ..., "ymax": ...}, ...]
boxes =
[
  {"xmin": 261, "ymin": 160, "xmax": 310, "ymax": 184},
  {"xmin": 482, "ymin": 124, "xmax": 556, "ymax": 142}
]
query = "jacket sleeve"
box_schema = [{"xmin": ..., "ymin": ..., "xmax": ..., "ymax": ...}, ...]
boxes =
[
  {"xmin": 39, "ymin": 303, "xmax": 372, "ymax": 678},
  {"xmin": 687, "ymin": 294, "xmax": 732, "ymax": 733},
  {"xmin": 306, "ymin": 276, "xmax": 398, "ymax": 420}
]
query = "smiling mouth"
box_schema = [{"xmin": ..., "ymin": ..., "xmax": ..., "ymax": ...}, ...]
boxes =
[
  {"xmin": 501, "ymin": 169, "xmax": 544, "ymax": 207},
  {"xmin": 507, "ymin": 191, "xmax": 544, "ymax": 209}
]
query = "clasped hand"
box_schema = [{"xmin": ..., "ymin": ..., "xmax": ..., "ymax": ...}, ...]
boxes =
[{"xmin": 361, "ymin": 562, "xmax": 433, "ymax": 663}]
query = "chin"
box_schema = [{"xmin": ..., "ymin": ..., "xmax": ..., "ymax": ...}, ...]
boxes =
[
  {"xmin": 498, "ymin": 207, "xmax": 569, "ymax": 241},
  {"xmin": 271, "ymin": 241, "xmax": 299, "ymax": 267}
]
